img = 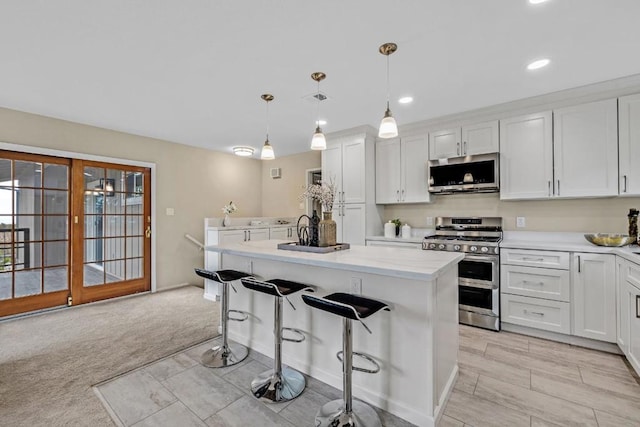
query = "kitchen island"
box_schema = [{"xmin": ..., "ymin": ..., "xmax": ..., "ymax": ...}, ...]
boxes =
[{"xmin": 205, "ymin": 240, "xmax": 463, "ymax": 427}]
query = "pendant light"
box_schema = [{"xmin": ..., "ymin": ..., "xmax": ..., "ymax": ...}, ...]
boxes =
[
  {"xmin": 310, "ymin": 72, "xmax": 327, "ymax": 150},
  {"xmin": 260, "ymin": 94, "xmax": 275, "ymax": 160},
  {"xmin": 378, "ymin": 42, "xmax": 399, "ymax": 139}
]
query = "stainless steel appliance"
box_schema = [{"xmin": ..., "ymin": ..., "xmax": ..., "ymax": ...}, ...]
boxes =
[
  {"xmin": 422, "ymin": 217, "xmax": 502, "ymax": 331},
  {"xmin": 428, "ymin": 153, "xmax": 499, "ymax": 194}
]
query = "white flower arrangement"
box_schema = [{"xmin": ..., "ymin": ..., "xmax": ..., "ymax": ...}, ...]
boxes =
[
  {"xmin": 222, "ymin": 201, "xmax": 237, "ymax": 215},
  {"xmin": 300, "ymin": 178, "xmax": 336, "ymax": 212}
]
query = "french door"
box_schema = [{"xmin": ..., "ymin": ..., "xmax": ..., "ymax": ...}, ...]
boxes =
[{"xmin": 0, "ymin": 151, "xmax": 151, "ymax": 317}]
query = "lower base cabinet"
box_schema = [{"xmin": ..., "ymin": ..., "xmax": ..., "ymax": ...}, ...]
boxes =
[
  {"xmin": 501, "ymin": 293, "xmax": 571, "ymax": 334},
  {"xmin": 618, "ymin": 258, "xmax": 640, "ymax": 375}
]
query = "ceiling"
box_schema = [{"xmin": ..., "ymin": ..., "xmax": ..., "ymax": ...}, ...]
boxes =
[{"xmin": 1, "ymin": 1, "xmax": 640, "ymax": 158}]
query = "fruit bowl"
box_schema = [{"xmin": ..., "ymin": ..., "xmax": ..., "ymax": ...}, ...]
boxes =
[{"xmin": 584, "ymin": 233, "xmax": 635, "ymax": 247}]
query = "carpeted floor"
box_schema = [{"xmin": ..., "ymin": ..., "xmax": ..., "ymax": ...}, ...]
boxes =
[{"xmin": 0, "ymin": 285, "xmax": 217, "ymax": 427}]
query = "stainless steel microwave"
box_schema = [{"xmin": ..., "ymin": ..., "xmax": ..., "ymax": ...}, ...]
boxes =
[{"xmin": 428, "ymin": 153, "xmax": 499, "ymax": 194}]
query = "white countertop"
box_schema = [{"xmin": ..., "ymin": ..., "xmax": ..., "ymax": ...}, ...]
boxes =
[
  {"xmin": 205, "ymin": 239, "xmax": 463, "ymax": 280},
  {"xmin": 501, "ymin": 231, "xmax": 640, "ymax": 263},
  {"xmin": 366, "ymin": 228, "xmax": 434, "ymax": 244},
  {"xmin": 206, "ymin": 223, "xmax": 293, "ymax": 231}
]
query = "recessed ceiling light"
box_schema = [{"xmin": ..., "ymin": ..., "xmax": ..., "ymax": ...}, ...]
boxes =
[
  {"xmin": 398, "ymin": 96, "xmax": 413, "ymax": 104},
  {"xmin": 527, "ymin": 58, "xmax": 550, "ymax": 70},
  {"xmin": 233, "ymin": 146, "xmax": 254, "ymax": 157},
  {"xmin": 529, "ymin": 0, "xmax": 549, "ymax": 4},
  {"xmin": 316, "ymin": 120, "xmax": 327, "ymax": 126}
]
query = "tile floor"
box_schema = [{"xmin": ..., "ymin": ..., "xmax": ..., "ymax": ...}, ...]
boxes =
[{"xmin": 95, "ymin": 325, "xmax": 640, "ymax": 427}]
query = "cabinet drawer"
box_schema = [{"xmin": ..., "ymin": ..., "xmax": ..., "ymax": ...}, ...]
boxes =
[
  {"xmin": 501, "ymin": 294, "xmax": 571, "ymax": 334},
  {"xmin": 501, "ymin": 265, "xmax": 570, "ymax": 302},
  {"xmin": 501, "ymin": 248, "xmax": 570, "ymax": 269}
]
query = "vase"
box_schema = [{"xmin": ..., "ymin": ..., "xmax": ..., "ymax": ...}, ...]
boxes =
[
  {"xmin": 318, "ymin": 211, "xmax": 337, "ymax": 247},
  {"xmin": 222, "ymin": 214, "xmax": 230, "ymax": 227}
]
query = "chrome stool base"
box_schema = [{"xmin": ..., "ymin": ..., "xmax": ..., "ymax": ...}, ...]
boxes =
[
  {"xmin": 251, "ymin": 366, "xmax": 306, "ymax": 403},
  {"xmin": 315, "ymin": 399, "xmax": 382, "ymax": 427},
  {"xmin": 201, "ymin": 342, "xmax": 248, "ymax": 368}
]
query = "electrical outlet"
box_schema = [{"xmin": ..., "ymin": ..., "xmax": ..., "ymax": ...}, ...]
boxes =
[
  {"xmin": 166, "ymin": 207, "xmax": 175, "ymax": 216},
  {"xmin": 350, "ymin": 277, "xmax": 362, "ymax": 295},
  {"xmin": 426, "ymin": 216, "xmax": 434, "ymax": 226},
  {"xmin": 516, "ymin": 217, "xmax": 526, "ymax": 228}
]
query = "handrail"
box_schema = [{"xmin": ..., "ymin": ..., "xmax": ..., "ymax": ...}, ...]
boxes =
[{"xmin": 184, "ymin": 234, "xmax": 204, "ymax": 250}]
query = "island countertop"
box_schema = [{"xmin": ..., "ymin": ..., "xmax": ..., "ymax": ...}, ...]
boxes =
[{"xmin": 205, "ymin": 239, "xmax": 463, "ymax": 280}]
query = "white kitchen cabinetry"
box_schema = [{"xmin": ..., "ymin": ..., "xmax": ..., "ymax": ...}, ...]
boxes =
[
  {"xmin": 269, "ymin": 226, "xmax": 296, "ymax": 240},
  {"xmin": 500, "ymin": 111, "xmax": 553, "ymax": 200},
  {"xmin": 617, "ymin": 258, "xmax": 640, "ymax": 375},
  {"xmin": 375, "ymin": 134, "xmax": 429, "ymax": 204},
  {"xmin": 501, "ymin": 248, "xmax": 571, "ymax": 334},
  {"xmin": 572, "ymin": 253, "xmax": 616, "ymax": 343},
  {"xmin": 553, "ymin": 99, "xmax": 618, "ymax": 198},
  {"xmin": 322, "ymin": 128, "xmax": 382, "ymax": 245},
  {"xmin": 366, "ymin": 239, "xmax": 422, "ymax": 249},
  {"xmin": 618, "ymin": 93, "xmax": 640, "ymax": 195},
  {"xmin": 428, "ymin": 120, "xmax": 498, "ymax": 159}
]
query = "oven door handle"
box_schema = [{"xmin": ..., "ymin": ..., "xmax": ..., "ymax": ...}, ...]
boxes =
[
  {"xmin": 462, "ymin": 254, "xmax": 499, "ymax": 263},
  {"xmin": 459, "ymin": 281, "xmax": 496, "ymax": 290}
]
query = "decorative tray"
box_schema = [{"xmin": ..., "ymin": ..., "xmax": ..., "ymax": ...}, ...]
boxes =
[{"xmin": 277, "ymin": 242, "xmax": 350, "ymax": 253}]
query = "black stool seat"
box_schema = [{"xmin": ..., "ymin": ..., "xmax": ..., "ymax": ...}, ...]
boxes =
[
  {"xmin": 241, "ymin": 277, "xmax": 314, "ymax": 297},
  {"xmin": 195, "ymin": 268, "xmax": 252, "ymax": 283},
  {"xmin": 302, "ymin": 292, "xmax": 389, "ymax": 321}
]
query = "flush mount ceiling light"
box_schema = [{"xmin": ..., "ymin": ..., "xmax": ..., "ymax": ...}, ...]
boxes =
[
  {"xmin": 260, "ymin": 94, "xmax": 275, "ymax": 160},
  {"xmin": 310, "ymin": 72, "xmax": 327, "ymax": 150},
  {"xmin": 398, "ymin": 96, "xmax": 413, "ymax": 104},
  {"xmin": 378, "ymin": 42, "xmax": 399, "ymax": 139},
  {"xmin": 527, "ymin": 58, "xmax": 551, "ymax": 70},
  {"xmin": 529, "ymin": 0, "xmax": 550, "ymax": 4},
  {"xmin": 233, "ymin": 146, "xmax": 254, "ymax": 157}
]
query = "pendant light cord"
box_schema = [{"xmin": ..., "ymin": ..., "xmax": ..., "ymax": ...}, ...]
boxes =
[
  {"xmin": 386, "ymin": 54, "xmax": 391, "ymax": 110},
  {"xmin": 316, "ymin": 80, "xmax": 321, "ymax": 129},
  {"xmin": 265, "ymin": 100, "xmax": 270, "ymax": 141}
]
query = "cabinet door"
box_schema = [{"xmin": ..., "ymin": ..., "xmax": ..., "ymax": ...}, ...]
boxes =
[
  {"xmin": 462, "ymin": 120, "xmax": 499, "ymax": 156},
  {"xmin": 322, "ymin": 142, "xmax": 343, "ymax": 195},
  {"xmin": 618, "ymin": 258, "xmax": 630, "ymax": 353},
  {"xmin": 553, "ymin": 99, "xmax": 618, "ymax": 198},
  {"xmin": 341, "ymin": 135, "xmax": 366, "ymax": 203},
  {"xmin": 619, "ymin": 93, "xmax": 640, "ymax": 195},
  {"xmin": 342, "ymin": 204, "xmax": 366, "ymax": 245},
  {"xmin": 375, "ymin": 138, "xmax": 401, "ymax": 204},
  {"xmin": 269, "ymin": 227, "xmax": 288, "ymax": 240},
  {"xmin": 627, "ymin": 281, "xmax": 640, "ymax": 375},
  {"xmin": 500, "ymin": 112, "xmax": 553, "ymax": 200},
  {"xmin": 401, "ymin": 134, "xmax": 430, "ymax": 203},
  {"xmin": 247, "ymin": 228, "xmax": 269, "ymax": 241},
  {"xmin": 429, "ymin": 128, "xmax": 461, "ymax": 159},
  {"xmin": 572, "ymin": 253, "xmax": 616, "ymax": 342},
  {"xmin": 219, "ymin": 230, "xmax": 247, "ymax": 244}
]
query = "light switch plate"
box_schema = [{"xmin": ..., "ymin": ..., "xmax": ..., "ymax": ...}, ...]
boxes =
[
  {"xmin": 166, "ymin": 208, "xmax": 175, "ymax": 216},
  {"xmin": 350, "ymin": 277, "xmax": 362, "ymax": 295},
  {"xmin": 426, "ymin": 216, "xmax": 434, "ymax": 226},
  {"xmin": 516, "ymin": 217, "xmax": 526, "ymax": 228}
]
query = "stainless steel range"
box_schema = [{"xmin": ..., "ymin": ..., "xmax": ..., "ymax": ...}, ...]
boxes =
[{"xmin": 422, "ymin": 217, "xmax": 503, "ymax": 331}]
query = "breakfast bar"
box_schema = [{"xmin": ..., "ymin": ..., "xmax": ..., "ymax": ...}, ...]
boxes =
[{"xmin": 205, "ymin": 240, "xmax": 463, "ymax": 427}]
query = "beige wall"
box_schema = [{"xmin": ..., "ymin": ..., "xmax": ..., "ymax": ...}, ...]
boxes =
[
  {"xmin": 384, "ymin": 193, "xmax": 640, "ymax": 234},
  {"xmin": 0, "ymin": 107, "xmax": 263, "ymax": 291},
  {"xmin": 261, "ymin": 150, "xmax": 321, "ymax": 217}
]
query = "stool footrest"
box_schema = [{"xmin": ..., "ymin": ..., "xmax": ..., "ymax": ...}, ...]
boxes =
[
  {"xmin": 336, "ymin": 351, "xmax": 380, "ymax": 374},
  {"xmin": 281, "ymin": 327, "xmax": 305, "ymax": 343},
  {"xmin": 228, "ymin": 309, "xmax": 249, "ymax": 322}
]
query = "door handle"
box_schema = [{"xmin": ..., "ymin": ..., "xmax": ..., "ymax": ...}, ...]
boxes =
[
  {"xmin": 457, "ymin": 142, "xmax": 461, "ymax": 156},
  {"xmin": 557, "ymin": 180, "xmax": 560, "ymax": 196},
  {"xmin": 578, "ymin": 255, "xmax": 581, "ymax": 273},
  {"xmin": 145, "ymin": 225, "xmax": 151, "ymax": 238},
  {"xmin": 396, "ymin": 190, "xmax": 400, "ymax": 202},
  {"xmin": 624, "ymin": 175, "xmax": 628, "ymax": 193},
  {"xmin": 244, "ymin": 230, "xmax": 247, "ymax": 241},
  {"xmin": 636, "ymin": 295, "xmax": 640, "ymax": 318},
  {"xmin": 548, "ymin": 181, "xmax": 551, "ymax": 197},
  {"xmin": 463, "ymin": 141, "xmax": 467, "ymax": 155},
  {"xmin": 247, "ymin": 230, "xmax": 251, "ymax": 241},
  {"xmin": 401, "ymin": 189, "xmax": 405, "ymax": 201}
]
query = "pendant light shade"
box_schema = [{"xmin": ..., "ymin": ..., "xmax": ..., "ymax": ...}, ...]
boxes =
[
  {"xmin": 310, "ymin": 72, "xmax": 327, "ymax": 150},
  {"xmin": 260, "ymin": 94, "xmax": 276, "ymax": 160},
  {"xmin": 378, "ymin": 43, "xmax": 399, "ymax": 139}
]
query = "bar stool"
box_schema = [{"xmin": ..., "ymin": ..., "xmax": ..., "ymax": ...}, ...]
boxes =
[
  {"xmin": 194, "ymin": 268, "xmax": 252, "ymax": 368},
  {"xmin": 240, "ymin": 277, "xmax": 314, "ymax": 403},
  {"xmin": 302, "ymin": 292, "xmax": 390, "ymax": 427}
]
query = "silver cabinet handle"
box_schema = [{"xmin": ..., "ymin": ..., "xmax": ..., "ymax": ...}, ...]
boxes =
[
  {"xmin": 396, "ymin": 190, "xmax": 400, "ymax": 202},
  {"xmin": 624, "ymin": 175, "xmax": 628, "ymax": 193},
  {"xmin": 636, "ymin": 295, "xmax": 640, "ymax": 318},
  {"xmin": 401, "ymin": 189, "xmax": 405, "ymax": 201},
  {"xmin": 578, "ymin": 255, "xmax": 581, "ymax": 273},
  {"xmin": 341, "ymin": 191, "xmax": 345, "ymax": 203},
  {"xmin": 557, "ymin": 180, "xmax": 560, "ymax": 196},
  {"xmin": 522, "ymin": 257, "xmax": 545, "ymax": 262},
  {"xmin": 524, "ymin": 309, "xmax": 545, "ymax": 316},
  {"xmin": 522, "ymin": 280, "xmax": 544, "ymax": 286},
  {"xmin": 548, "ymin": 181, "xmax": 551, "ymax": 197},
  {"xmin": 463, "ymin": 141, "xmax": 467, "ymax": 155},
  {"xmin": 457, "ymin": 142, "xmax": 461, "ymax": 156},
  {"xmin": 244, "ymin": 230, "xmax": 247, "ymax": 241}
]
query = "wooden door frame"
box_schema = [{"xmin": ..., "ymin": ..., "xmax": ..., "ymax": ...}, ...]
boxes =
[{"xmin": 0, "ymin": 142, "xmax": 157, "ymax": 295}]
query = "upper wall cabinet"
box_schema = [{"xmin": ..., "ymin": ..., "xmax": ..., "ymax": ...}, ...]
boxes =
[
  {"xmin": 500, "ymin": 111, "xmax": 553, "ymax": 200},
  {"xmin": 619, "ymin": 93, "xmax": 640, "ymax": 196},
  {"xmin": 428, "ymin": 120, "xmax": 498, "ymax": 159},
  {"xmin": 322, "ymin": 134, "xmax": 366, "ymax": 204},
  {"xmin": 375, "ymin": 134, "xmax": 430, "ymax": 204},
  {"xmin": 553, "ymin": 99, "xmax": 618, "ymax": 198}
]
